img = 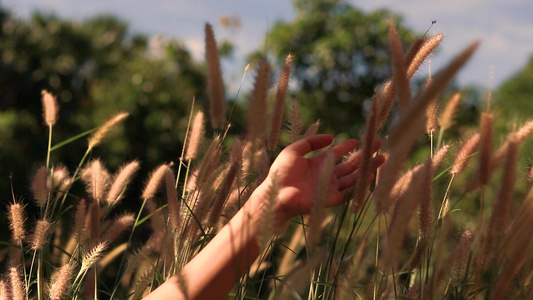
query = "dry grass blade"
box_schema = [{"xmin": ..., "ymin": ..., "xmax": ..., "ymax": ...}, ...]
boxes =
[{"xmin": 205, "ymin": 23, "xmax": 226, "ymax": 129}]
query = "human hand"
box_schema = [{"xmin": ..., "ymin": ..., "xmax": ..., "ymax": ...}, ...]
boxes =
[{"xmin": 258, "ymin": 134, "xmax": 384, "ymax": 224}]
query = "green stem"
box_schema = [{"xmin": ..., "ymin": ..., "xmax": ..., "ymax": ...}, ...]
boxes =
[
  {"xmin": 46, "ymin": 124, "xmax": 52, "ymax": 170},
  {"xmin": 37, "ymin": 251, "xmax": 43, "ymax": 300}
]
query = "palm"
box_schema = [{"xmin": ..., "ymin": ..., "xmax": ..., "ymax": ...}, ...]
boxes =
[{"xmin": 268, "ymin": 135, "xmax": 359, "ymax": 219}]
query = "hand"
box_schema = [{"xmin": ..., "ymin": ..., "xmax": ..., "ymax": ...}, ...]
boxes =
[{"xmin": 260, "ymin": 134, "xmax": 384, "ymax": 224}]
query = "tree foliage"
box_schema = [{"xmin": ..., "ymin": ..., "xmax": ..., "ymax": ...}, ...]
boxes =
[
  {"xmin": 0, "ymin": 7, "xmax": 206, "ymax": 196},
  {"xmin": 265, "ymin": 0, "xmax": 418, "ymax": 136}
]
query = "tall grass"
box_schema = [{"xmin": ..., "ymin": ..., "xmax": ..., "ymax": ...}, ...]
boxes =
[{"xmin": 2, "ymin": 21, "xmax": 533, "ymax": 300}]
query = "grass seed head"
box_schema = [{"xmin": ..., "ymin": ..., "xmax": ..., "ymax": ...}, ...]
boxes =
[
  {"xmin": 49, "ymin": 263, "xmax": 73, "ymax": 300},
  {"xmin": 9, "ymin": 266, "xmax": 24, "ymax": 300},
  {"xmin": 106, "ymin": 160, "xmax": 140, "ymax": 206},
  {"xmin": 205, "ymin": 22, "xmax": 226, "ymax": 129},
  {"xmin": 185, "ymin": 111, "xmax": 205, "ymax": 160},
  {"xmin": 31, "ymin": 219, "xmax": 51, "ymax": 250},
  {"xmin": 88, "ymin": 112, "xmax": 128, "ymax": 150},
  {"xmin": 8, "ymin": 202, "xmax": 26, "ymax": 244},
  {"xmin": 41, "ymin": 90, "xmax": 58, "ymax": 126},
  {"xmin": 31, "ymin": 166, "xmax": 49, "ymax": 207}
]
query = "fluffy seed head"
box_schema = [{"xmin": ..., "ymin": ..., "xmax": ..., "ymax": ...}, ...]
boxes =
[
  {"xmin": 288, "ymin": 100, "xmax": 303, "ymax": 143},
  {"xmin": 9, "ymin": 266, "xmax": 24, "ymax": 300},
  {"xmin": 452, "ymin": 230, "xmax": 473, "ymax": 277},
  {"xmin": 102, "ymin": 214, "xmax": 135, "ymax": 243},
  {"xmin": 142, "ymin": 164, "xmax": 168, "ymax": 200},
  {"xmin": 8, "ymin": 202, "xmax": 26, "ymax": 244},
  {"xmin": 205, "ymin": 23, "xmax": 226, "ymax": 129},
  {"xmin": 41, "ymin": 90, "xmax": 58, "ymax": 126},
  {"xmin": 389, "ymin": 22, "xmax": 411, "ymax": 112},
  {"xmin": 165, "ymin": 167, "xmax": 181, "ymax": 230},
  {"xmin": 48, "ymin": 165, "xmax": 70, "ymax": 190},
  {"xmin": 304, "ymin": 120, "xmax": 320, "ymax": 137},
  {"xmin": 268, "ymin": 54, "xmax": 292, "ymax": 151},
  {"xmin": 88, "ymin": 112, "xmax": 129, "ymax": 149},
  {"xmin": 478, "ymin": 112, "xmax": 494, "ymax": 186},
  {"xmin": 438, "ymin": 93, "xmax": 461, "ymax": 130},
  {"xmin": 49, "ymin": 263, "xmax": 73, "ymax": 300},
  {"xmin": 407, "ymin": 34, "xmax": 444, "ymax": 78},
  {"xmin": 257, "ymin": 174, "xmax": 279, "ymax": 250},
  {"xmin": 80, "ymin": 242, "xmax": 108, "ymax": 274},
  {"xmin": 0, "ymin": 279, "xmax": 8, "ymax": 299},
  {"xmin": 185, "ymin": 111, "xmax": 205, "ymax": 160},
  {"xmin": 106, "ymin": 160, "xmax": 140, "ymax": 206},
  {"xmin": 31, "ymin": 219, "xmax": 51, "ymax": 250},
  {"xmin": 309, "ymin": 152, "xmax": 336, "ymax": 248},
  {"xmin": 247, "ymin": 59, "xmax": 271, "ymax": 144},
  {"xmin": 353, "ymin": 96, "xmax": 378, "ymax": 210},
  {"xmin": 451, "ymin": 133, "xmax": 480, "ymax": 175},
  {"xmin": 32, "ymin": 166, "xmax": 49, "ymax": 207},
  {"xmin": 81, "ymin": 159, "xmax": 111, "ymax": 202}
]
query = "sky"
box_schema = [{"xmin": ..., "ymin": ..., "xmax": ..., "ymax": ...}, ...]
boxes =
[{"xmin": 5, "ymin": 0, "xmax": 533, "ymax": 92}]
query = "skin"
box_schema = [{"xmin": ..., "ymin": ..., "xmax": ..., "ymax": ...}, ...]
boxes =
[{"xmin": 144, "ymin": 134, "xmax": 384, "ymax": 300}]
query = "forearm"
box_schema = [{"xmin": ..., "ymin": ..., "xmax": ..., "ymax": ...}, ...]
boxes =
[{"xmin": 144, "ymin": 184, "xmax": 274, "ymax": 300}]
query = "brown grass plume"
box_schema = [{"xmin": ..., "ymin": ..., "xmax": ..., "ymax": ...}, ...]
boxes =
[
  {"xmin": 205, "ymin": 23, "xmax": 226, "ymax": 129},
  {"xmin": 41, "ymin": 90, "xmax": 58, "ymax": 126},
  {"xmin": 268, "ymin": 54, "xmax": 292, "ymax": 151}
]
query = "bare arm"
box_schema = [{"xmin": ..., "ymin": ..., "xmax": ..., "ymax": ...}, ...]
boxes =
[{"xmin": 144, "ymin": 134, "xmax": 384, "ymax": 300}]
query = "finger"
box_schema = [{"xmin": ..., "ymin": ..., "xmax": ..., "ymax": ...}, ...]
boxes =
[
  {"xmin": 371, "ymin": 154, "xmax": 386, "ymax": 171},
  {"xmin": 336, "ymin": 151, "xmax": 361, "ymax": 177},
  {"xmin": 372, "ymin": 140, "xmax": 383, "ymax": 152},
  {"xmin": 327, "ymin": 139, "xmax": 359, "ymax": 161},
  {"xmin": 285, "ymin": 134, "xmax": 334, "ymax": 155},
  {"xmin": 338, "ymin": 155, "xmax": 384, "ymax": 191},
  {"xmin": 338, "ymin": 169, "xmax": 361, "ymax": 191}
]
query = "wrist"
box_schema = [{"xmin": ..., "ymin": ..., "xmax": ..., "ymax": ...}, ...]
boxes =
[{"xmin": 247, "ymin": 179, "xmax": 289, "ymax": 236}]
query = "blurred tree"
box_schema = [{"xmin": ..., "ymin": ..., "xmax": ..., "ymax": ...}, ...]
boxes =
[
  {"xmin": 261, "ymin": 0, "xmax": 418, "ymax": 136},
  {"xmin": 0, "ymin": 8, "xmax": 206, "ymax": 199},
  {"xmin": 496, "ymin": 55, "xmax": 533, "ymax": 120}
]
